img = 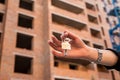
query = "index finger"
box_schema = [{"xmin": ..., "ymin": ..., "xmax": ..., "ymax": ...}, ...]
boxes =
[{"xmin": 61, "ymin": 30, "xmax": 78, "ymax": 40}]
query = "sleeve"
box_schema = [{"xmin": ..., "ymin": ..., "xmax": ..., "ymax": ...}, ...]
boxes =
[{"xmin": 104, "ymin": 48, "xmax": 120, "ymax": 71}]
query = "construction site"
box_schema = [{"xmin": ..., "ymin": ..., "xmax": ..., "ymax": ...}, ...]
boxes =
[{"xmin": 0, "ymin": 0, "xmax": 120, "ymax": 80}]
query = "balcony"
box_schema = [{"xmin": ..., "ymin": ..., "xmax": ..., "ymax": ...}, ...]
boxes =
[
  {"xmin": 97, "ymin": 64, "xmax": 111, "ymax": 80},
  {"xmin": 88, "ymin": 22, "xmax": 100, "ymax": 29},
  {"xmin": 90, "ymin": 28, "xmax": 103, "ymax": 44},
  {"xmin": 93, "ymin": 43, "xmax": 104, "ymax": 49},
  {"xmin": 63, "ymin": 0, "xmax": 85, "ymax": 7},
  {"xmin": 86, "ymin": 9, "xmax": 98, "ymax": 17},
  {"xmin": 54, "ymin": 68, "xmax": 89, "ymax": 80},
  {"xmin": 88, "ymin": 15, "xmax": 98, "ymax": 24},
  {"xmin": 90, "ymin": 28, "xmax": 101, "ymax": 39},
  {"xmin": 54, "ymin": 56, "xmax": 90, "ymax": 67},
  {"xmin": 52, "ymin": 13, "xmax": 87, "ymax": 30},
  {"xmin": 82, "ymin": 39, "xmax": 91, "ymax": 46},
  {"xmin": 92, "ymin": 38, "xmax": 103, "ymax": 45},
  {"xmin": 54, "ymin": 57, "xmax": 90, "ymax": 79},
  {"xmin": 98, "ymin": 72, "xmax": 112, "ymax": 80},
  {"xmin": 51, "ymin": 6, "xmax": 86, "ymax": 22},
  {"xmin": 51, "ymin": 0, "xmax": 84, "ymax": 14},
  {"xmin": 85, "ymin": 2, "xmax": 96, "ymax": 11},
  {"xmin": 85, "ymin": 0, "xmax": 96, "ymax": 5}
]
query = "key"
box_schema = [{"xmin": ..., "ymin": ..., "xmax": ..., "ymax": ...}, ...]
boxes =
[
  {"xmin": 64, "ymin": 49, "xmax": 68, "ymax": 56},
  {"xmin": 62, "ymin": 38, "xmax": 71, "ymax": 56},
  {"xmin": 62, "ymin": 41, "xmax": 71, "ymax": 50}
]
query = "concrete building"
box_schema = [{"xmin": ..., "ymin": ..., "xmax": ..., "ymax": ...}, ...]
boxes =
[{"xmin": 0, "ymin": 0, "xmax": 120, "ymax": 80}]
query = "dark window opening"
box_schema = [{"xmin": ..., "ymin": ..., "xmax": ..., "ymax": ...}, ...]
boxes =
[
  {"xmin": 111, "ymin": 71, "xmax": 115, "ymax": 80},
  {"xmin": 101, "ymin": 27, "xmax": 105, "ymax": 36},
  {"xmin": 0, "ymin": 0, "xmax": 5, "ymax": 4},
  {"xmin": 55, "ymin": 78, "xmax": 67, "ymax": 80},
  {"xmin": 18, "ymin": 14, "xmax": 33, "ymax": 29},
  {"xmin": 54, "ymin": 61, "xmax": 59, "ymax": 67},
  {"xmin": 96, "ymin": 4, "xmax": 99, "ymax": 11},
  {"xmin": 52, "ymin": 0, "xmax": 84, "ymax": 14},
  {"xmin": 0, "ymin": 13, "xmax": 3, "ymax": 22},
  {"xmin": 113, "ymin": 20, "xmax": 117, "ymax": 26},
  {"xmin": 16, "ymin": 33, "xmax": 33, "ymax": 50},
  {"xmin": 85, "ymin": 2, "xmax": 95, "ymax": 11},
  {"xmin": 107, "ymin": 0, "xmax": 111, "ymax": 4},
  {"xmin": 69, "ymin": 64, "xmax": 78, "ymax": 70},
  {"xmin": 90, "ymin": 28, "xmax": 101, "ymax": 38},
  {"xmin": 106, "ymin": 17, "xmax": 109, "ymax": 23},
  {"xmin": 0, "ymin": 33, "xmax": 2, "ymax": 53},
  {"xmin": 0, "ymin": 32, "xmax": 1, "ymax": 38},
  {"xmin": 97, "ymin": 64, "xmax": 108, "ymax": 72},
  {"xmin": 103, "ymin": 7, "xmax": 107, "ymax": 12},
  {"xmin": 88, "ymin": 15, "xmax": 98, "ymax": 24},
  {"xmin": 54, "ymin": 56, "xmax": 90, "ymax": 66},
  {"xmin": 52, "ymin": 32, "xmax": 61, "ymax": 41},
  {"xmin": 14, "ymin": 55, "xmax": 33, "ymax": 74},
  {"xmin": 104, "ymin": 40, "xmax": 108, "ymax": 48},
  {"xmin": 83, "ymin": 39, "xmax": 90, "ymax": 46},
  {"xmin": 93, "ymin": 44, "xmax": 104, "ymax": 49},
  {"xmin": 98, "ymin": 15, "xmax": 102, "ymax": 23},
  {"xmin": 52, "ymin": 14, "xmax": 87, "ymax": 30},
  {"xmin": 19, "ymin": 0, "xmax": 34, "ymax": 11}
]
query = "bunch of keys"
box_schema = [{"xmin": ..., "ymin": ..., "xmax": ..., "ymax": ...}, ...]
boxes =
[{"xmin": 61, "ymin": 38, "xmax": 71, "ymax": 56}]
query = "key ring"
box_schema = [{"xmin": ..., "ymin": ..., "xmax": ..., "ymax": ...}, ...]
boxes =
[
  {"xmin": 62, "ymin": 38, "xmax": 71, "ymax": 56},
  {"xmin": 64, "ymin": 38, "xmax": 71, "ymax": 42}
]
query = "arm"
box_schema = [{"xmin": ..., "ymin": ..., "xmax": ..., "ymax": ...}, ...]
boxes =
[
  {"xmin": 48, "ymin": 31, "xmax": 118, "ymax": 67},
  {"xmin": 86, "ymin": 47, "xmax": 118, "ymax": 66}
]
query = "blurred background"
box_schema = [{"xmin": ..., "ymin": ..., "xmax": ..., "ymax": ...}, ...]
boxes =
[{"xmin": 0, "ymin": 0, "xmax": 120, "ymax": 80}]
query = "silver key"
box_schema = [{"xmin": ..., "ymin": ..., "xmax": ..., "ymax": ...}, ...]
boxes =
[
  {"xmin": 64, "ymin": 49, "xmax": 67, "ymax": 56},
  {"xmin": 62, "ymin": 38, "xmax": 71, "ymax": 56}
]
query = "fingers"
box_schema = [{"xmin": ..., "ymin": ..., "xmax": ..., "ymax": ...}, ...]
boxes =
[
  {"xmin": 52, "ymin": 50, "xmax": 64, "ymax": 57},
  {"xmin": 61, "ymin": 30, "xmax": 86, "ymax": 48},
  {"xmin": 48, "ymin": 40, "xmax": 63, "ymax": 52},
  {"xmin": 51, "ymin": 36, "xmax": 61, "ymax": 47},
  {"xmin": 51, "ymin": 50, "xmax": 72, "ymax": 58},
  {"xmin": 61, "ymin": 30, "xmax": 77, "ymax": 40}
]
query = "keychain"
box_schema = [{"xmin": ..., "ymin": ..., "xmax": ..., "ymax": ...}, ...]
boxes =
[{"xmin": 61, "ymin": 38, "xmax": 71, "ymax": 56}]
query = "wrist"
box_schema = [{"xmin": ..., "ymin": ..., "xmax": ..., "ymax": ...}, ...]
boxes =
[
  {"xmin": 94, "ymin": 49, "xmax": 103, "ymax": 64},
  {"xmin": 84, "ymin": 46, "xmax": 98, "ymax": 62}
]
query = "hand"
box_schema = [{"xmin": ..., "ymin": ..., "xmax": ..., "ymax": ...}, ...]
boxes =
[
  {"xmin": 48, "ymin": 31, "xmax": 90, "ymax": 59},
  {"xmin": 48, "ymin": 31, "xmax": 119, "ymax": 67}
]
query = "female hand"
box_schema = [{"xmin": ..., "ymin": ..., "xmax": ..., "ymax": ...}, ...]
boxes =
[{"xmin": 48, "ymin": 31, "xmax": 90, "ymax": 59}]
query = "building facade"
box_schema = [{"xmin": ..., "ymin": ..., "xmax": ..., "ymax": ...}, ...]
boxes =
[{"xmin": 0, "ymin": 0, "xmax": 120, "ymax": 80}]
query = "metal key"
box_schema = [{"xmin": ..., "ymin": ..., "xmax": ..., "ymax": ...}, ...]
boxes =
[{"xmin": 61, "ymin": 38, "xmax": 71, "ymax": 56}]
